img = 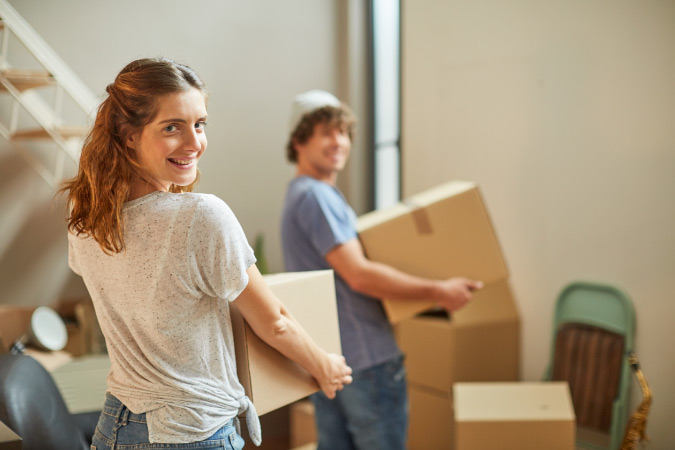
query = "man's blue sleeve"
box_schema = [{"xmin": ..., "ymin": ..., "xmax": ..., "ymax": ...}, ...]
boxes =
[{"xmin": 295, "ymin": 187, "xmax": 357, "ymax": 257}]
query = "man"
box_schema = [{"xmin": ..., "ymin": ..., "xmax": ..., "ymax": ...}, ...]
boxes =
[{"xmin": 281, "ymin": 90, "xmax": 482, "ymax": 450}]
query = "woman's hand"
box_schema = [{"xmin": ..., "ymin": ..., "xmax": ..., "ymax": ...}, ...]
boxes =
[{"xmin": 318, "ymin": 353, "xmax": 353, "ymax": 399}]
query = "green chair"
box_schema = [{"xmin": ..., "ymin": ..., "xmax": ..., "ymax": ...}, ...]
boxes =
[{"xmin": 544, "ymin": 281, "xmax": 636, "ymax": 450}]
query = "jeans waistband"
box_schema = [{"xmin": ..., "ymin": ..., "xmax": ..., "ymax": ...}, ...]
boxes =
[{"xmin": 102, "ymin": 392, "xmax": 147, "ymax": 423}]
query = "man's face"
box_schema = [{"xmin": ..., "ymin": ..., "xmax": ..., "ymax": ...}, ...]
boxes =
[{"xmin": 295, "ymin": 122, "xmax": 351, "ymax": 181}]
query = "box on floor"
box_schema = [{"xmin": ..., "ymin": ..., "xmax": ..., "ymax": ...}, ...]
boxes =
[
  {"xmin": 395, "ymin": 279, "xmax": 520, "ymax": 393},
  {"xmin": 231, "ymin": 270, "xmax": 342, "ymax": 416},
  {"xmin": 357, "ymin": 180, "xmax": 509, "ymax": 324},
  {"xmin": 407, "ymin": 384, "xmax": 454, "ymax": 450},
  {"xmin": 453, "ymin": 382, "xmax": 576, "ymax": 450}
]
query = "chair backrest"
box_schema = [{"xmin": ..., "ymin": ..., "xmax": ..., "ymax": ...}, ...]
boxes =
[
  {"xmin": 546, "ymin": 281, "xmax": 636, "ymax": 450},
  {"xmin": 0, "ymin": 353, "xmax": 89, "ymax": 450},
  {"xmin": 553, "ymin": 282, "xmax": 635, "ymax": 344}
]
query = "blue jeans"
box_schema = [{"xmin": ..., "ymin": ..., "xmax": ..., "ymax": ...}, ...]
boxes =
[
  {"xmin": 91, "ymin": 393, "xmax": 245, "ymax": 449},
  {"xmin": 311, "ymin": 354, "xmax": 408, "ymax": 450}
]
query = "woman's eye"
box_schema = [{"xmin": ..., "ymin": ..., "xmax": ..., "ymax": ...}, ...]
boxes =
[
  {"xmin": 195, "ymin": 121, "xmax": 207, "ymax": 130},
  {"xmin": 164, "ymin": 125, "xmax": 178, "ymax": 132}
]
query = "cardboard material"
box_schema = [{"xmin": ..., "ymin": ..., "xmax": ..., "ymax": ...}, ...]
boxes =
[
  {"xmin": 290, "ymin": 444, "xmax": 317, "ymax": 450},
  {"xmin": 289, "ymin": 400, "xmax": 317, "ymax": 448},
  {"xmin": 0, "ymin": 305, "xmax": 35, "ymax": 352},
  {"xmin": 395, "ymin": 280, "xmax": 520, "ymax": 392},
  {"xmin": 408, "ymin": 384, "xmax": 454, "ymax": 450},
  {"xmin": 231, "ymin": 270, "xmax": 341, "ymax": 416},
  {"xmin": 0, "ymin": 421, "xmax": 21, "ymax": 450},
  {"xmin": 453, "ymin": 382, "xmax": 576, "ymax": 450},
  {"xmin": 357, "ymin": 181, "xmax": 508, "ymax": 323}
]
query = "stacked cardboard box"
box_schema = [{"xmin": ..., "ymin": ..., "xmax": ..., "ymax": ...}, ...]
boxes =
[{"xmin": 357, "ymin": 181, "xmax": 521, "ymax": 449}]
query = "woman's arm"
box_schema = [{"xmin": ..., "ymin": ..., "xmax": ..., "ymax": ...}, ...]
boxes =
[{"xmin": 233, "ymin": 265, "xmax": 352, "ymax": 398}]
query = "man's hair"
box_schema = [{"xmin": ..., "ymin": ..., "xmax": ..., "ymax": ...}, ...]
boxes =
[
  {"xmin": 59, "ymin": 57, "xmax": 207, "ymax": 254},
  {"xmin": 286, "ymin": 104, "xmax": 356, "ymax": 163}
]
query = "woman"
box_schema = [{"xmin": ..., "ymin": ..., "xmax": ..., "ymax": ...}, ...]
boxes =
[{"xmin": 61, "ymin": 57, "xmax": 352, "ymax": 449}]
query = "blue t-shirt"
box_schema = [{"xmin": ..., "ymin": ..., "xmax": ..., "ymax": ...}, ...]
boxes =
[{"xmin": 281, "ymin": 176, "xmax": 401, "ymax": 371}]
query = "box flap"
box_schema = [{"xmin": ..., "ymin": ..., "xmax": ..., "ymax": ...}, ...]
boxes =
[{"xmin": 407, "ymin": 180, "xmax": 477, "ymax": 207}]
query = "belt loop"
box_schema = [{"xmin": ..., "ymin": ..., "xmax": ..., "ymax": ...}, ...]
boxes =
[{"xmin": 116, "ymin": 404, "xmax": 130, "ymax": 426}]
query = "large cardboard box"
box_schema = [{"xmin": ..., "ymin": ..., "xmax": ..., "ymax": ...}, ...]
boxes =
[
  {"xmin": 357, "ymin": 181, "xmax": 508, "ymax": 323},
  {"xmin": 408, "ymin": 384, "xmax": 454, "ymax": 450},
  {"xmin": 453, "ymin": 382, "xmax": 576, "ymax": 450},
  {"xmin": 230, "ymin": 270, "xmax": 341, "ymax": 416},
  {"xmin": 395, "ymin": 280, "xmax": 519, "ymax": 392}
]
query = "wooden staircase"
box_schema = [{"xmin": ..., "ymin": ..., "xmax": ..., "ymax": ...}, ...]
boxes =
[{"xmin": 0, "ymin": 1, "xmax": 97, "ymax": 187}]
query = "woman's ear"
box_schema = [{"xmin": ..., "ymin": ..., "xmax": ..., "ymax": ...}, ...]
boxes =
[{"xmin": 126, "ymin": 133, "xmax": 137, "ymax": 150}]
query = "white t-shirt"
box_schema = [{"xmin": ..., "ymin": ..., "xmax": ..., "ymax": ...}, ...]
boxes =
[{"xmin": 68, "ymin": 191, "xmax": 259, "ymax": 444}]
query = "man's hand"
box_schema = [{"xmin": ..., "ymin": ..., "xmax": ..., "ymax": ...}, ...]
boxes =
[{"xmin": 432, "ymin": 277, "xmax": 483, "ymax": 312}]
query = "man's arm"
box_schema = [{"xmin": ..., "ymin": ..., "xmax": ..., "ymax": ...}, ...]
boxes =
[{"xmin": 325, "ymin": 238, "xmax": 482, "ymax": 312}]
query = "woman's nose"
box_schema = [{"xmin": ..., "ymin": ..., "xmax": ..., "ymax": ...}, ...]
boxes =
[{"xmin": 185, "ymin": 128, "xmax": 205, "ymax": 150}]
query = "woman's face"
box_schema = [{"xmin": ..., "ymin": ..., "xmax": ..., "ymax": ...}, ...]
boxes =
[{"xmin": 127, "ymin": 87, "xmax": 207, "ymax": 192}]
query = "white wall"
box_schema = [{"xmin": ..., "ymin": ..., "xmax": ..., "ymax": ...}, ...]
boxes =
[
  {"xmin": 402, "ymin": 0, "xmax": 675, "ymax": 447},
  {"xmin": 1, "ymin": 0, "xmax": 367, "ymax": 306}
]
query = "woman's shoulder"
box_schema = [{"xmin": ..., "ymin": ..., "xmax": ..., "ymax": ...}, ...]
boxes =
[
  {"xmin": 177, "ymin": 191, "xmax": 223, "ymax": 206},
  {"xmin": 179, "ymin": 192, "xmax": 238, "ymax": 224}
]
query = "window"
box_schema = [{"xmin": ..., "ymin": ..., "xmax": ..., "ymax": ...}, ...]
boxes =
[{"xmin": 371, "ymin": 0, "xmax": 401, "ymax": 209}]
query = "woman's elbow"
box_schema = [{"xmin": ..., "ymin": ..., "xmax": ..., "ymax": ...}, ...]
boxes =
[{"xmin": 263, "ymin": 316, "xmax": 292, "ymax": 344}]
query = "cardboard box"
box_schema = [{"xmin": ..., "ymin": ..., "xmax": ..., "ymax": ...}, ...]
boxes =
[
  {"xmin": 0, "ymin": 421, "xmax": 21, "ymax": 450},
  {"xmin": 408, "ymin": 384, "xmax": 454, "ymax": 450},
  {"xmin": 289, "ymin": 400, "xmax": 317, "ymax": 448},
  {"xmin": 453, "ymin": 382, "xmax": 576, "ymax": 450},
  {"xmin": 395, "ymin": 280, "xmax": 519, "ymax": 392},
  {"xmin": 357, "ymin": 181, "xmax": 508, "ymax": 323},
  {"xmin": 0, "ymin": 305, "xmax": 35, "ymax": 352},
  {"xmin": 231, "ymin": 270, "xmax": 341, "ymax": 416}
]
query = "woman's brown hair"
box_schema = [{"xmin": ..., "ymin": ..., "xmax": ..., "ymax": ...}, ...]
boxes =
[{"xmin": 60, "ymin": 57, "xmax": 207, "ymax": 254}]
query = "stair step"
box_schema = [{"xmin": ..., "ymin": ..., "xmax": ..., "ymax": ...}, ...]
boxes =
[
  {"xmin": 11, "ymin": 125, "xmax": 89, "ymax": 140},
  {"xmin": 0, "ymin": 68, "xmax": 56, "ymax": 91}
]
